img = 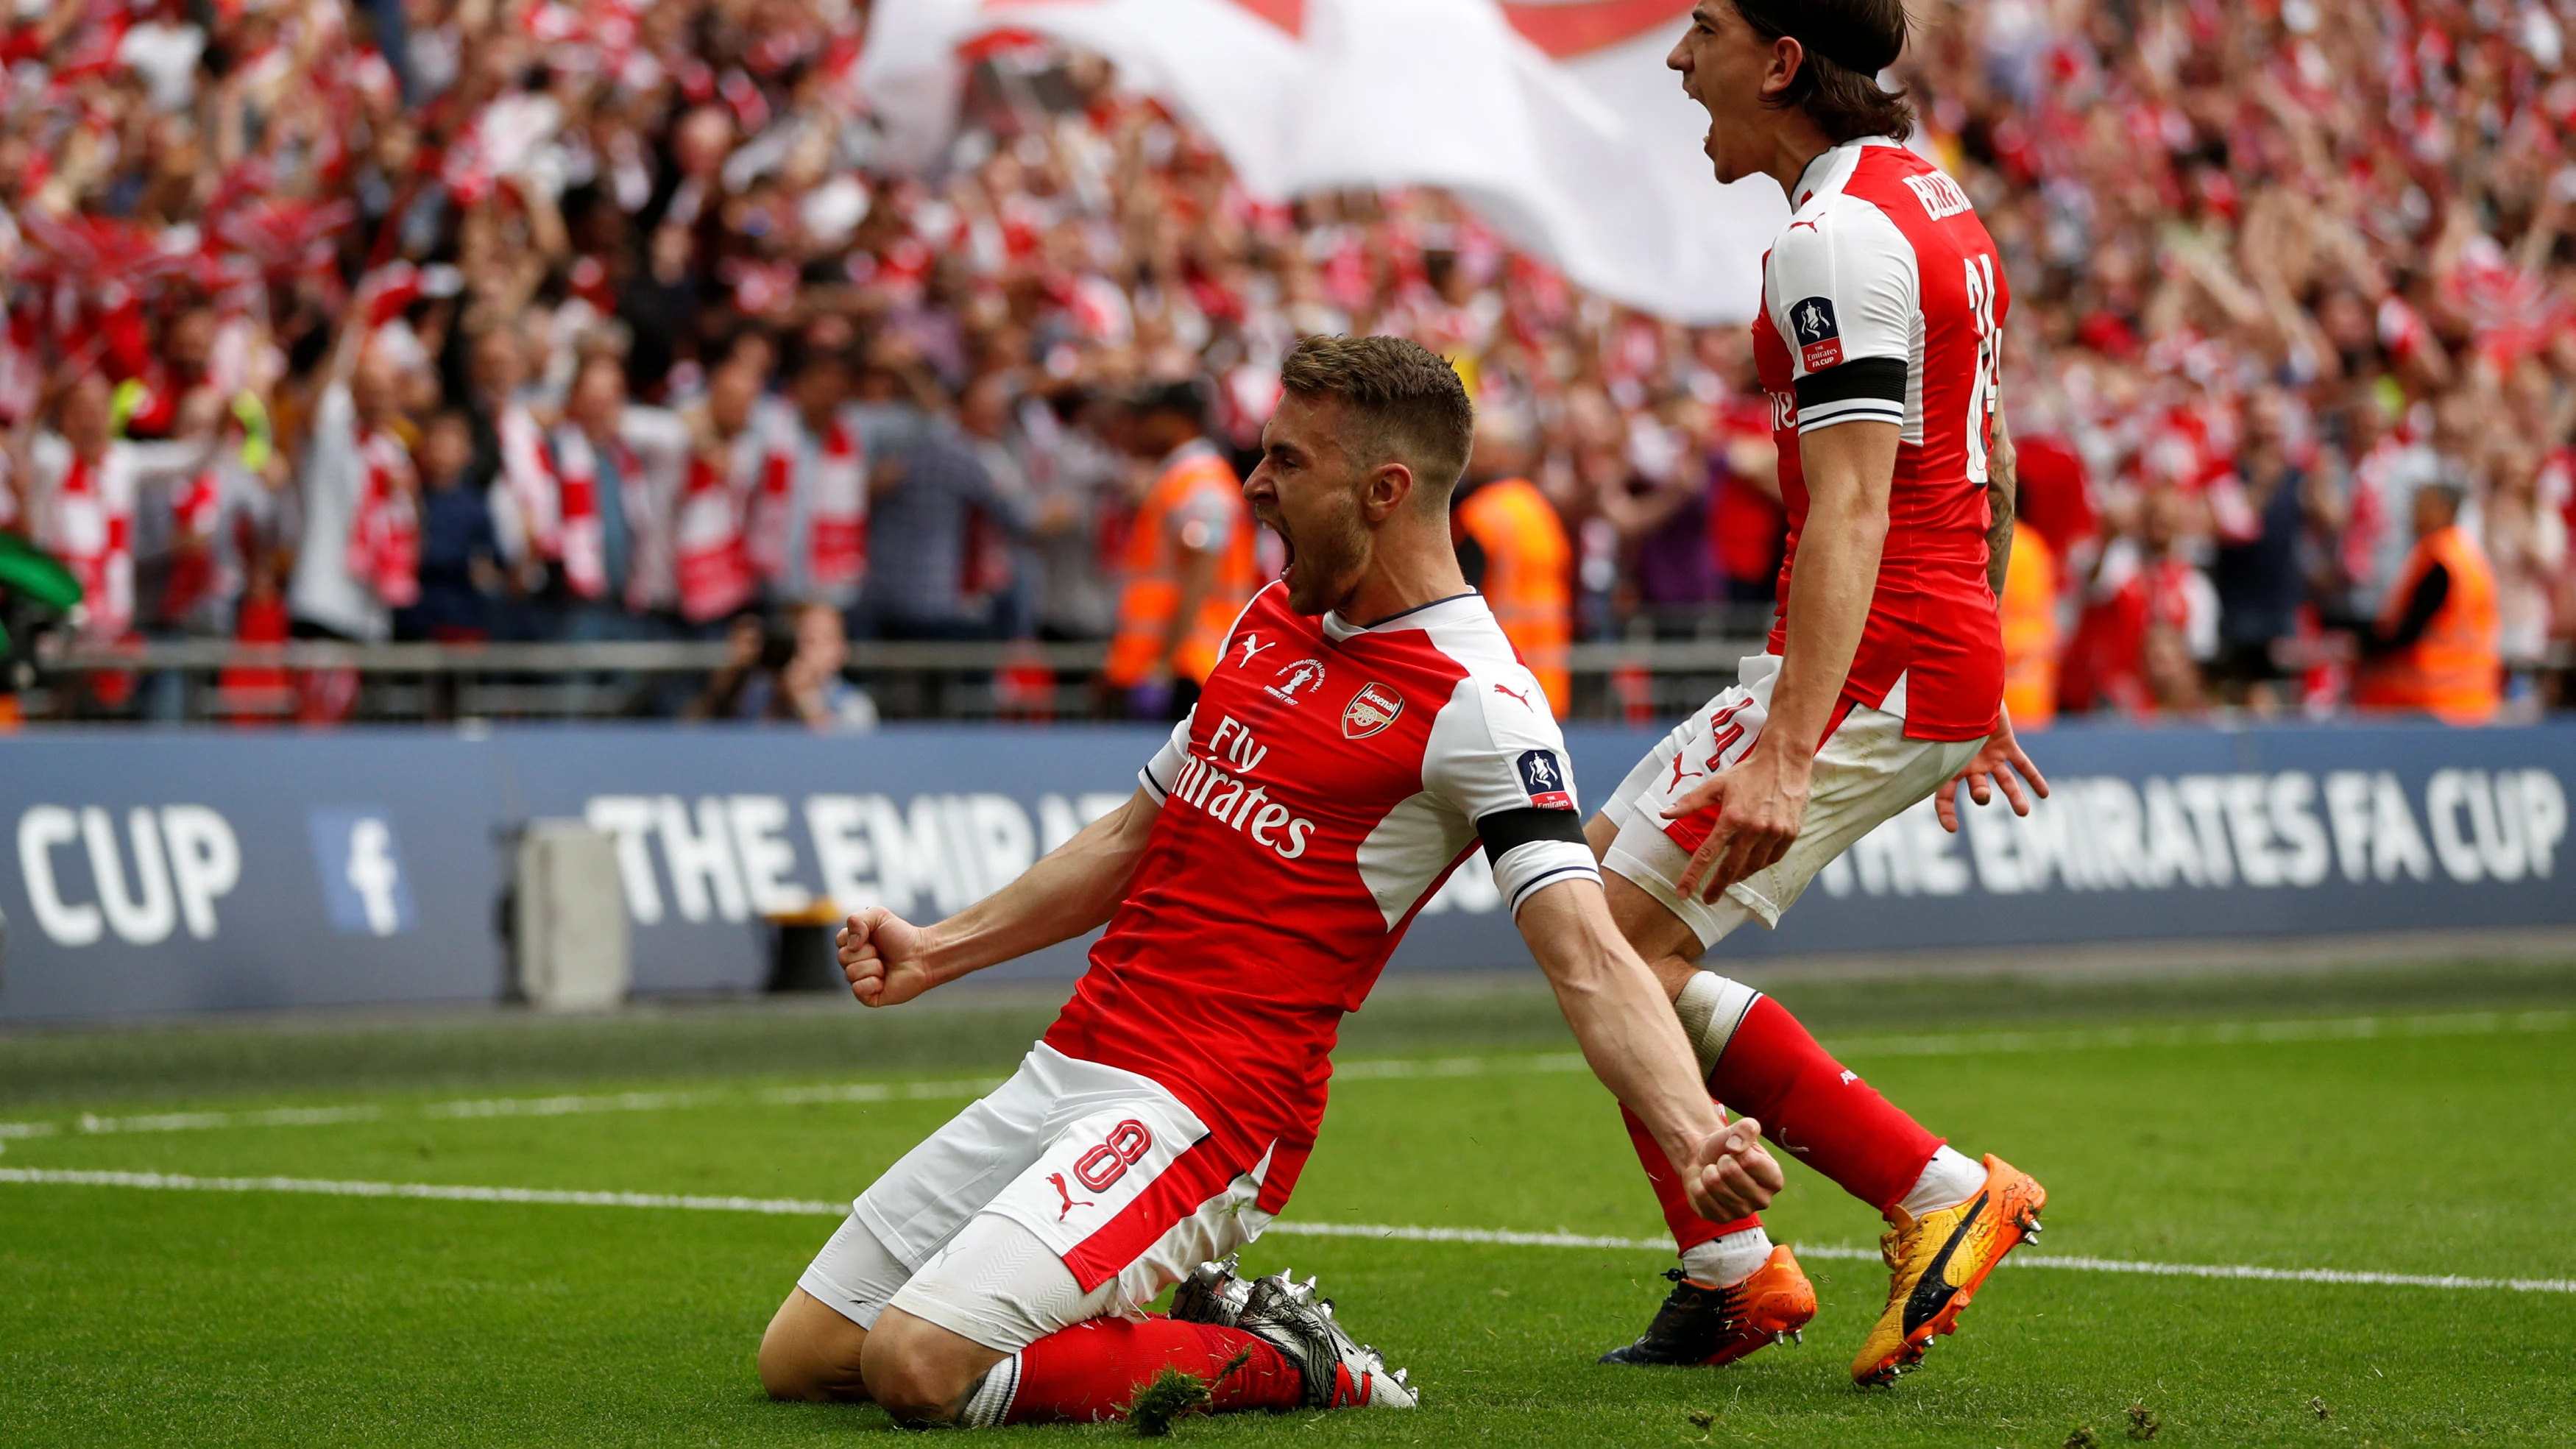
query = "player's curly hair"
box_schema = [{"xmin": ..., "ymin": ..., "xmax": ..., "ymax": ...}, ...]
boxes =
[
  {"xmin": 1733, "ymin": 0, "xmax": 1916, "ymax": 144},
  {"xmin": 1277, "ymin": 335, "xmax": 1475, "ymax": 497}
]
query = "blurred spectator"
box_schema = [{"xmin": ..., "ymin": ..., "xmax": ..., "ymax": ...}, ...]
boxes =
[
  {"xmin": 2352, "ymin": 484, "xmax": 2503, "ymax": 725},
  {"xmin": 854, "ymin": 403, "xmax": 1027, "ymax": 641},
  {"xmin": 685, "ymin": 601, "xmax": 876, "ymax": 730},
  {"xmin": 1453, "ymin": 406, "xmax": 1572, "ymax": 716},
  {"xmin": 394, "ymin": 409, "xmax": 502, "ymax": 642},
  {"xmin": 1100, "ymin": 381, "xmax": 1253, "ymax": 720},
  {"xmin": 2208, "ymin": 389, "xmax": 2329, "ymax": 711}
]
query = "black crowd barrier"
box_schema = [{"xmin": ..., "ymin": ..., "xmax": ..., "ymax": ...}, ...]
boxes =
[{"xmin": 0, "ymin": 720, "xmax": 2567, "ymax": 1022}]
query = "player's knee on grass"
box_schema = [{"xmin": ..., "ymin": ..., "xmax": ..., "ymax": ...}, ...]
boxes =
[
  {"xmin": 757, "ymin": 1289, "xmax": 871, "ymax": 1403},
  {"xmin": 860, "ymin": 1308, "xmax": 1007, "ymax": 1425}
]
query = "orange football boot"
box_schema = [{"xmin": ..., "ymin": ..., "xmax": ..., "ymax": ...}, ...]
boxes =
[
  {"xmin": 1599, "ymin": 1245, "xmax": 1819, "ymax": 1367},
  {"xmin": 1851, "ymin": 1154, "xmax": 2048, "ymax": 1384}
]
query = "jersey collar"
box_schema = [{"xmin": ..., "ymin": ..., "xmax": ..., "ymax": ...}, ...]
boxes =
[
  {"xmin": 1320, "ymin": 590, "xmax": 1483, "ymax": 643},
  {"xmin": 1791, "ymin": 134, "xmax": 1902, "ymax": 210}
]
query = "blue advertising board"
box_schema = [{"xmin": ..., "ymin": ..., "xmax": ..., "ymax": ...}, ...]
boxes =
[
  {"xmin": 0, "ymin": 721, "xmax": 2567, "ymax": 1022},
  {"xmin": 0, "ymin": 733, "xmax": 506, "ymax": 1020}
]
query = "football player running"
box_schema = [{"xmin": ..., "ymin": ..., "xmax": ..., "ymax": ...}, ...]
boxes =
[
  {"xmin": 756, "ymin": 336, "xmax": 1783, "ymax": 1427},
  {"xmin": 1586, "ymin": 0, "xmax": 2052, "ymax": 1384}
]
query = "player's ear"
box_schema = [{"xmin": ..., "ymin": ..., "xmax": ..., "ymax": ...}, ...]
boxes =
[
  {"xmin": 1362, "ymin": 459, "xmax": 1415, "ymax": 522},
  {"xmin": 1766, "ymin": 35, "xmax": 1805, "ymax": 103}
]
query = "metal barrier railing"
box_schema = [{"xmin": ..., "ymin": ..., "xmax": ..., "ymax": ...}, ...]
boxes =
[
  {"xmin": 40, "ymin": 637, "xmax": 1772, "ymax": 674},
  {"xmin": 26, "ymin": 636, "xmax": 1777, "ymax": 723}
]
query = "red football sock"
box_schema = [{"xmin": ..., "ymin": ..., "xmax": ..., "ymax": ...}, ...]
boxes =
[
  {"xmin": 1622, "ymin": 1101, "xmax": 1762, "ymax": 1255},
  {"xmin": 999, "ymin": 1316, "xmax": 1303, "ymax": 1424},
  {"xmin": 1709, "ymin": 996, "xmax": 1943, "ymax": 1216}
]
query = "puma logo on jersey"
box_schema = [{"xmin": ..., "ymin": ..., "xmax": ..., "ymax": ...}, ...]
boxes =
[
  {"xmin": 1903, "ymin": 170, "xmax": 1975, "ymax": 221},
  {"xmin": 1666, "ymin": 753, "xmax": 1702, "ymax": 792},
  {"xmin": 1235, "ymin": 634, "xmax": 1273, "ymax": 667},
  {"xmin": 1493, "ymin": 683, "xmax": 1533, "ymax": 709},
  {"xmin": 1047, "ymin": 1173, "xmax": 1093, "ymax": 1220},
  {"xmin": 1267, "ymin": 657, "xmax": 1328, "ymax": 702}
]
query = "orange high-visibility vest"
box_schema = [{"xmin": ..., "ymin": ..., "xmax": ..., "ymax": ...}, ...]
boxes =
[
  {"xmin": 2354, "ymin": 524, "xmax": 2500, "ymax": 724},
  {"xmin": 1105, "ymin": 443, "xmax": 1256, "ymax": 687},
  {"xmin": 1457, "ymin": 476, "xmax": 1573, "ymax": 717},
  {"xmin": 1999, "ymin": 525, "xmax": 2059, "ymax": 729}
]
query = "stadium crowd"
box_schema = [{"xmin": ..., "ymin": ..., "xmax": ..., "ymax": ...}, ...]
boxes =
[{"xmin": 0, "ymin": 0, "xmax": 2570, "ymax": 724}]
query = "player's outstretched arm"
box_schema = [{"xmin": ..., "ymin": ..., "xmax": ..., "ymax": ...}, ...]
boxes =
[
  {"xmin": 1512, "ymin": 878, "xmax": 1785, "ymax": 1222},
  {"xmin": 838, "ymin": 786, "xmax": 1160, "ymax": 1007}
]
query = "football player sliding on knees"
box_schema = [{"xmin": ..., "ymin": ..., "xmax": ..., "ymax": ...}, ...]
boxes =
[
  {"xmin": 1585, "ymin": 0, "xmax": 2050, "ymax": 1384},
  {"xmin": 755, "ymin": 336, "xmax": 1776, "ymax": 1430}
]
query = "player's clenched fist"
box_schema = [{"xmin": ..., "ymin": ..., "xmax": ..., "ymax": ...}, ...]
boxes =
[
  {"xmin": 838, "ymin": 906, "xmax": 934, "ymax": 1008},
  {"xmin": 1684, "ymin": 1116, "xmax": 1785, "ymax": 1222}
]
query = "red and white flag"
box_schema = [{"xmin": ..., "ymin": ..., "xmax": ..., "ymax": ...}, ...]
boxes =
[{"xmin": 862, "ymin": 0, "xmax": 1786, "ymax": 322}]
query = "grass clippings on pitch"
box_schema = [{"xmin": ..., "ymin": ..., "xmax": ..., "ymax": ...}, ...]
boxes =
[{"xmin": 3, "ymin": 966, "xmax": 2574, "ymax": 1447}]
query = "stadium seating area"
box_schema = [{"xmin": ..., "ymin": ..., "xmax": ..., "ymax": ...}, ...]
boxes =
[{"xmin": 0, "ymin": 0, "xmax": 2568, "ymax": 721}]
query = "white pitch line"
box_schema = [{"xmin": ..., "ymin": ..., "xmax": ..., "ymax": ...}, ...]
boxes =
[
  {"xmin": 4, "ymin": 1168, "xmax": 2569, "ymax": 1296},
  {"xmin": 1825, "ymin": 1008, "xmax": 2575, "ymax": 1060},
  {"xmin": 2, "ymin": 1008, "xmax": 2566, "ymax": 1142}
]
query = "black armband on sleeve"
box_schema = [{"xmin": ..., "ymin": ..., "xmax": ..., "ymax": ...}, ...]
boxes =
[
  {"xmin": 1794, "ymin": 356, "xmax": 1908, "ymax": 431},
  {"xmin": 1476, "ymin": 807, "xmax": 1588, "ymax": 865}
]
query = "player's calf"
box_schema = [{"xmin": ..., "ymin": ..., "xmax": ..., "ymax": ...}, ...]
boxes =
[{"xmin": 862, "ymin": 1307, "xmax": 1008, "ymax": 1424}]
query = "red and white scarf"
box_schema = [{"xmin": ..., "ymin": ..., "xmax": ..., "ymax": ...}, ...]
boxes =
[
  {"xmin": 49, "ymin": 450, "xmax": 134, "ymax": 641},
  {"xmin": 746, "ymin": 419, "xmax": 868, "ymax": 595},
  {"xmin": 347, "ymin": 429, "xmax": 420, "ymax": 609},
  {"xmin": 497, "ymin": 401, "xmax": 558, "ymax": 567},
  {"xmin": 548, "ymin": 423, "xmax": 650, "ymax": 608},
  {"xmin": 673, "ymin": 451, "xmax": 754, "ymax": 623}
]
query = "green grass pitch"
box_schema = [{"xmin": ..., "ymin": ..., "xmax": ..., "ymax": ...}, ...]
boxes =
[{"xmin": 4, "ymin": 965, "xmax": 2574, "ymax": 1447}]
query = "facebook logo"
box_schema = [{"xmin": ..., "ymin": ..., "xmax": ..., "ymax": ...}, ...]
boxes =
[{"xmin": 308, "ymin": 808, "xmax": 415, "ymax": 937}]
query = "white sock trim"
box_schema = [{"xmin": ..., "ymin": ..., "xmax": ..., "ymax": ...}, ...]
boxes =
[
  {"xmin": 1897, "ymin": 1146, "xmax": 1986, "ymax": 1220},
  {"xmin": 1673, "ymin": 972, "xmax": 1763, "ymax": 1081},
  {"xmin": 1679, "ymin": 1225, "xmax": 1774, "ymax": 1288},
  {"xmin": 957, "ymin": 1353, "xmax": 1021, "ymax": 1428}
]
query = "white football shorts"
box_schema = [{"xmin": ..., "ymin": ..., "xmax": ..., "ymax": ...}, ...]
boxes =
[
  {"xmin": 796, "ymin": 1044, "xmax": 1276, "ymax": 1353},
  {"xmin": 1598, "ymin": 653, "xmax": 1984, "ymax": 950}
]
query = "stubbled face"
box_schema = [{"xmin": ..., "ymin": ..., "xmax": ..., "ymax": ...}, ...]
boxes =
[
  {"xmin": 1668, "ymin": 1, "xmax": 1786, "ymax": 185},
  {"xmin": 62, "ymin": 374, "xmax": 113, "ymax": 453},
  {"xmin": 709, "ymin": 361, "xmax": 760, "ymax": 435},
  {"xmin": 1244, "ymin": 392, "xmax": 1373, "ymax": 617},
  {"xmin": 570, "ymin": 361, "xmax": 626, "ymax": 433}
]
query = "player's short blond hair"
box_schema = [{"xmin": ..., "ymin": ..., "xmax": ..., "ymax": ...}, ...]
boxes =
[{"xmin": 1278, "ymin": 335, "xmax": 1475, "ymax": 497}]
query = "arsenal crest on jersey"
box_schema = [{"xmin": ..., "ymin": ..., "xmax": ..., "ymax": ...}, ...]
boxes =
[{"xmin": 1342, "ymin": 681, "xmax": 1404, "ymax": 740}]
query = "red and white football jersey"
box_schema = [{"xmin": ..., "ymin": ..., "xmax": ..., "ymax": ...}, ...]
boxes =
[
  {"xmin": 1044, "ymin": 582, "xmax": 1598, "ymax": 1205},
  {"xmin": 1750, "ymin": 136, "xmax": 2010, "ymax": 742}
]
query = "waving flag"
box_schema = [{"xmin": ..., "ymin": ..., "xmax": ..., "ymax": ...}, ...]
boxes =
[{"xmin": 861, "ymin": 0, "xmax": 1786, "ymax": 322}]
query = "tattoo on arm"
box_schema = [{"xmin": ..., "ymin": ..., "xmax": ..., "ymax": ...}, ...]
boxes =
[{"xmin": 1985, "ymin": 407, "xmax": 2017, "ymax": 602}]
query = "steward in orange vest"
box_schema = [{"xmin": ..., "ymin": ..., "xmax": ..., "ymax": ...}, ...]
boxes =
[
  {"xmin": 2352, "ymin": 484, "xmax": 2500, "ymax": 725},
  {"xmin": 1451, "ymin": 411, "xmax": 1574, "ymax": 715},
  {"xmin": 1998, "ymin": 524, "xmax": 2059, "ymax": 729},
  {"xmin": 1103, "ymin": 383, "xmax": 1257, "ymax": 719}
]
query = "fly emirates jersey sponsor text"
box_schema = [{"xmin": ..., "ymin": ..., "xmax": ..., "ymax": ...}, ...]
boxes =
[
  {"xmin": 1753, "ymin": 135, "xmax": 2010, "ymax": 742},
  {"xmin": 1042, "ymin": 582, "xmax": 1599, "ymax": 1208}
]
